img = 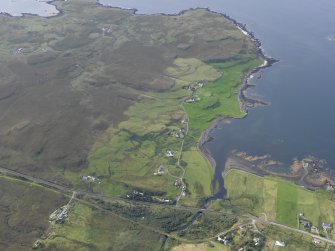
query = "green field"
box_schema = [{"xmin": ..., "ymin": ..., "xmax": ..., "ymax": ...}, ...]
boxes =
[
  {"xmin": 0, "ymin": 0, "xmax": 262, "ymax": 206},
  {"xmin": 0, "ymin": 0, "xmax": 265, "ymax": 248},
  {"xmin": 184, "ymin": 58, "xmax": 263, "ymax": 133},
  {"xmin": 72, "ymin": 56, "xmax": 262, "ymax": 205},
  {"xmin": 224, "ymin": 169, "xmax": 335, "ymax": 233},
  {"xmin": 276, "ymin": 181, "xmax": 298, "ymax": 226}
]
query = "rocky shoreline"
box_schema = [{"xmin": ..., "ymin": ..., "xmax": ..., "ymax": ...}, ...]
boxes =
[
  {"xmin": 197, "ymin": 14, "xmax": 278, "ymax": 198},
  {"xmin": 4, "ymin": 0, "xmax": 278, "ymax": 199},
  {"xmin": 224, "ymin": 152, "xmax": 335, "ymax": 191},
  {"xmin": 94, "ymin": 1, "xmax": 279, "ymax": 198}
]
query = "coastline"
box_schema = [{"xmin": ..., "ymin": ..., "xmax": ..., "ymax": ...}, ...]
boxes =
[
  {"xmin": 81, "ymin": 0, "xmax": 280, "ymax": 200},
  {"xmin": 105, "ymin": 2, "xmax": 280, "ymax": 199},
  {"xmin": 197, "ymin": 15, "xmax": 278, "ymax": 198},
  {"xmin": 198, "ymin": 60, "xmax": 277, "ymax": 198},
  {"xmin": 2, "ymin": 0, "xmax": 278, "ymax": 200}
]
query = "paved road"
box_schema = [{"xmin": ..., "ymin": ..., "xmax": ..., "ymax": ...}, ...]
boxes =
[
  {"xmin": 0, "ymin": 167, "xmax": 77, "ymax": 193},
  {"xmin": 2, "ymin": 166, "xmax": 335, "ymax": 245},
  {"xmin": 0, "ymin": 167, "xmax": 173, "ymax": 238},
  {"xmin": 0, "ymin": 166, "xmax": 240, "ymax": 217},
  {"xmin": 264, "ymin": 220, "xmax": 335, "ymax": 245}
]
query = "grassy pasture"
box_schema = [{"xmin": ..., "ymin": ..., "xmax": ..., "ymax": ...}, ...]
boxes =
[
  {"xmin": 0, "ymin": 0, "xmax": 266, "ymax": 248},
  {"xmin": 276, "ymin": 181, "xmax": 298, "ymax": 226},
  {"xmin": 0, "ymin": 0, "xmax": 261, "ymax": 204},
  {"xmin": 80, "ymin": 56, "xmax": 262, "ymax": 203},
  {"xmin": 225, "ymin": 169, "xmax": 335, "ymax": 233},
  {"xmin": 185, "ymin": 58, "xmax": 262, "ymax": 134}
]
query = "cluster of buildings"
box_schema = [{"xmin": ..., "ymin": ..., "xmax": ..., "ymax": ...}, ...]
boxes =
[
  {"xmin": 15, "ymin": 48, "xmax": 24, "ymax": 54},
  {"xmin": 217, "ymin": 234, "xmax": 264, "ymax": 249},
  {"xmin": 154, "ymin": 165, "xmax": 165, "ymax": 176},
  {"xmin": 275, "ymin": 241, "xmax": 286, "ymax": 247},
  {"xmin": 322, "ymin": 222, "xmax": 332, "ymax": 232},
  {"xmin": 132, "ymin": 190, "xmax": 144, "ymax": 196},
  {"xmin": 312, "ymin": 238, "xmax": 321, "ymax": 245},
  {"xmin": 181, "ymin": 189, "xmax": 187, "ymax": 197},
  {"xmin": 182, "ymin": 81, "xmax": 204, "ymax": 92},
  {"xmin": 253, "ymin": 237, "xmax": 261, "ymax": 246},
  {"xmin": 49, "ymin": 205, "xmax": 69, "ymax": 224},
  {"xmin": 174, "ymin": 179, "xmax": 182, "ymax": 188},
  {"xmin": 183, "ymin": 80, "xmax": 205, "ymax": 104},
  {"xmin": 156, "ymin": 198, "xmax": 171, "ymax": 204},
  {"xmin": 299, "ymin": 217, "xmax": 311, "ymax": 230},
  {"xmin": 311, "ymin": 225, "xmax": 319, "ymax": 233},
  {"xmin": 33, "ymin": 240, "xmax": 43, "ymax": 249},
  {"xmin": 174, "ymin": 129, "xmax": 185, "ymax": 138},
  {"xmin": 186, "ymin": 96, "xmax": 200, "ymax": 103},
  {"xmin": 299, "ymin": 212, "xmax": 332, "ymax": 245},
  {"xmin": 81, "ymin": 175, "xmax": 100, "ymax": 184},
  {"xmin": 173, "ymin": 121, "xmax": 187, "ymax": 139},
  {"xmin": 165, "ymin": 150, "xmax": 174, "ymax": 157},
  {"xmin": 302, "ymin": 157, "xmax": 327, "ymax": 173},
  {"xmin": 217, "ymin": 234, "xmax": 231, "ymax": 245},
  {"xmin": 125, "ymin": 190, "xmax": 173, "ymax": 204}
]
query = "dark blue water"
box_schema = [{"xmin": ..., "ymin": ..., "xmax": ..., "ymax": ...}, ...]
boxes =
[{"xmin": 99, "ymin": 0, "xmax": 335, "ymax": 193}]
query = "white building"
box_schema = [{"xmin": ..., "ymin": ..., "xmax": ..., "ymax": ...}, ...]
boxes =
[
  {"xmin": 275, "ymin": 241, "xmax": 286, "ymax": 247},
  {"xmin": 165, "ymin": 151, "xmax": 174, "ymax": 157}
]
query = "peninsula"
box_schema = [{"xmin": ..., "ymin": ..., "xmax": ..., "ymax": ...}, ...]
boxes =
[{"xmin": 0, "ymin": 0, "xmax": 334, "ymax": 250}]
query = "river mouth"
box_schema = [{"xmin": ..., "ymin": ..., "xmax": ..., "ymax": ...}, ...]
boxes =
[{"xmin": 202, "ymin": 55, "xmax": 278, "ymax": 200}]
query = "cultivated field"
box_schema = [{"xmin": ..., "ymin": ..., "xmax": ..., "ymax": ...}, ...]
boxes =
[{"xmin": 225, "ymin": 169, "xmax": 335, "ymax": 238}]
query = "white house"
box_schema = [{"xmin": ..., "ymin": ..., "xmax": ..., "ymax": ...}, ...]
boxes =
[{"xmin": 275, "ymin": 241, "xmax": 286, "ymax": 247}]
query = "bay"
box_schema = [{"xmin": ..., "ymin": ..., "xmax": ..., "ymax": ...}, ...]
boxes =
[
  {"xmin": 2, "ymin": 0, "xmax": 335, "ymax": 195},
  {"xmin": 99, "ymin": 0, "xmax": 335, "ymax": 193}
]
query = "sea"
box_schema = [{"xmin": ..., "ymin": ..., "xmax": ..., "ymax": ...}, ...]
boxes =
[
  {"xmin": 2, "ymin": 0, "xmax": 335, "ymax": 196},
  {"xmin": 0, "ymin": 0, "xmax": 59, "ymax": 17}
]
